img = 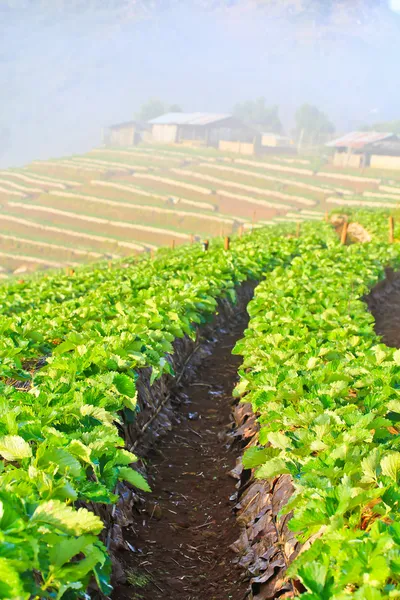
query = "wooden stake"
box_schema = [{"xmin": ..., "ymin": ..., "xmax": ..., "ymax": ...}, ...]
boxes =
[
  {"xmin": 224, "ymin": 236, "xmax": 230, "ymax": 251},
  {"xmin": 170, "ymin": 239, "xmax": 175, "ymax": 250},
  {"xmin": 108, "ymin": 261, "xmax": 112, "ymax": 270},
  {"xmin": 190, "ymin": 234, "xmax": 194, "ymax": 244},
  {"xmin": 150, "ymin": 248, "xmax": 155, "ymax": 259},
  {"xmin": 325, "ymin": 211, "xmax": 329, "ymax": 223},
  {"xmin": 202, "ymin": 240, "xmax": 209, "ymax": 252},
  {"xmin": 239, "ymin": 225, "xmax": 244, "ymax": 238},
  {"xmin": 341, "ymin": 221, "xmax": 348, "ymax": 245},
  {"xmin": 296, "ymin": 222, "xmax": 301, "ymax": 238},
  {"xmin": 389, "ymin": 216, "xmax": 394, "ymax": 244}
]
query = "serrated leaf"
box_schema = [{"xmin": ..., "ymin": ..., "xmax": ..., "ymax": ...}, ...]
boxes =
[
  {"xmin": 118, "ymin": 467, "xmax": 151, "ymax": 492},
  {"xmin": 80, "ymin": 404, "xmax": 115, "ymax": 425},
  {"xmin": 113, "ymin": 449, "xmax": 138, "ymax": 466},
  {"xmin": 37, "ymin": 447, "xmax": 82, "ymax": 477},
  {"xmin": 388, "ymin": 400, "xmax": 400, "ymax": 414},
  {"xmin": 393, "ymin": 349, "xmax": 400, "ymax": 365},
  {"xmin": 242, "ymin": 446, "xmax": 280, "ymax": 469},
  {"xmin": 361, "ymin": 449, "xmax": 380, "ymax": 484},
  {"xmin": 49, "ymin": 535, "xmax": 98, "ymax": 567},
  {"xmin": 0, "ymin": 435, "xmax": 32, "ymax": 461},
  {"xmin": 68, "ymin": 440, "xmax": 92, "ymax": 464},
  {"xmin": 114, "ymin": 373, "xmax": 136, "ymax": 399},
  {"xmin": 268, "ymin": 431, "xmax": 292, "ymax": 450},
  {"xmin": 32, "ymin": 500, "xmax": 103, "ymax": 535},
  {"xmin": 381, "ymin": 452, "xmax": 400, "ymax": 482},
  {"xmin": 255, "ymin": 457, "xmax": 289, "ymax": 479},
  {"xmin": 297, "ymin": 561, "xmax": 328, "ymax": 594}
]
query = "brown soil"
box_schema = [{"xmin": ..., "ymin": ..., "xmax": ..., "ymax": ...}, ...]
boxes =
[
  {"xmin": 365, "ymin": 267, "xmax": 400, "ymax": 347},
  {"xmin": 112, "ymin": 319, "xmax": 250, "ymax": 600}
]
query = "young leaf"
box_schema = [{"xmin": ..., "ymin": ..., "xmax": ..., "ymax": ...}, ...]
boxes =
[
  {"xmin": 0, "ymin": 435, "xmax": 32, "ymax": 461},
  {"xmin": 118, "ymin": 467, "xmax": 151, "ymax": 492},
  {"xmin": 32, "ymin": 500, "xmax": 104, "ymax": 535},
  {"xmin": 381, "ymin": 452, "xmax": 400, "ymax": 483}
]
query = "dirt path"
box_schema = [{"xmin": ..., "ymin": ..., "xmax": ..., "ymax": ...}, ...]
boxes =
[
  {"xmin": 366, "ymin": 268, "xmax": 400, "ymax": 347},
  {"xmin": 112, "ymin": 319, "xmax": 250, "ymax": 600}
]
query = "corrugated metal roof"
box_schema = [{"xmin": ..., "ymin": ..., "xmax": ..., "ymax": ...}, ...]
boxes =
[
  {"xmin": 326, "ymin": 131, "xmax": 394, "ymax": 149},
  {"xmin": 369, "ymin": 139, "xmax": 400, "ymax": 156},
  {"xmin": 148, "ymin": 112, "xmax": 232, "ymax": 126}
]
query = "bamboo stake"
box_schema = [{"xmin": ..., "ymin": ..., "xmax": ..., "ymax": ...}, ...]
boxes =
[
  {"xmin": 389, "ymin": 216, "xmax": 394, "ymax": 244},
  {"xmin": 341, "ymin": 221, "xmax": 348, "ymax": 245},
  {"xmin": 170, "ymin": 239, "xmax": 175, "ymax": 250},
  {"xmin": 252, "ymin": 210, "xmax": 257, "ymax": 231},
  {"xmin": 224, "ymin": 236, "xmax": 230, "ymax": 251},
  {"xmin": 296, "ymin": 222, "xmax": 301, "ymax": 238},
  {"xmin": 325, "ymin": 211, "xmax": 329, "ymax": 223},
  {"xmin": 238, "ymin": 225, "xmax": 244, "ymax": 238}
]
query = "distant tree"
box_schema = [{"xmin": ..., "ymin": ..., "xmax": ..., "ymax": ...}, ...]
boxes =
[
  {"xmin": 233, "ymin": 98, "xmax": 282, "ymax": 133},
  {"xmin": 294, "ymin": 103, "xmax": 335, "ymax": 145},
  {"xmin": 168, "ymin": 104, "xmax": 183, "ymax": 113},
  {"xmin": 136, "ymin": 99, "xmax": 166, "ymax": 122},
  {"xmin": 361, "ymin": 120, "xmax": 400, "ymax": 134},
  {"xmin": 136, "ymin": 99, "xmax": 183, "ymax": 122}
]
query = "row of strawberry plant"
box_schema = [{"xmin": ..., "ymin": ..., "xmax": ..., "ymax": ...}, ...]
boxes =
[
  {"xmin": 0, "ymin": 227, "xmax": 302, "ymax": 381},
  {"xmin": 332, "ymin": 208, "xmax": 395, "ymax": 242},
  {"xmin": 0, "ymin": 225, "xmax": 321, "ymax": 600},
  {"xmin": 233, "ymin": 237, "xmax": 400, "ymax": 598}
]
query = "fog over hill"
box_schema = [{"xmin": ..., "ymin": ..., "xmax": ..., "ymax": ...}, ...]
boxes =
[{"xmin": 1, "ymin": 0, "xmax": 399, "ymax": 167}]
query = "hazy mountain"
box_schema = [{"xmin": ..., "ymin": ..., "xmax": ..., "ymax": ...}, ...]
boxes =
[{"xmin": 0, "ymin": 1, "xmax": 399, "ymax": 167}]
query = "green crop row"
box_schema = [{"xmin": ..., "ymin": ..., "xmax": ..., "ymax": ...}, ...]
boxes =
[
  {"xmin": 233, "ymin": 235, "xmax": 400, "ymax": 598},
  {"xmin": 0, "ymin": 225, "xmax": 319, "ymax": 599}
]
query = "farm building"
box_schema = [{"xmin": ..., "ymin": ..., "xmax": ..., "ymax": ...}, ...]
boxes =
[
  {"xmin": 259, "ymin": 132, "xmax": 296, "ymax": 155},
  {"xmin": 369, "ymin": 138, "xmax": 400, "ymax": 170},
  {"xmin": 148, "ymin": 112, "xmax": 256, "ymax": 149},
  {"xmin": 102, "ymin": 121, "xmax": 149, "ymax": 147},
  {"xmin": 326, "ymin": 131, "xmax": 396, "ymax": 168}
]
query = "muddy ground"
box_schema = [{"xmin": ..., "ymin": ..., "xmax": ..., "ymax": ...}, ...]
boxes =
[{"xmin": 113, "ymin": 317, "xmax": 250, "ymax": 600}]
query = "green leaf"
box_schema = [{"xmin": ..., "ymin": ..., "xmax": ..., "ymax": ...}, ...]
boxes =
[
  {"xmin": 80, "ymin": 404, "xmax": 115, "ymax": 425},
  {"xmin": 381, "ymin": 452, "xmax": 400, "ymax": 482},
  {"xmin": 393, "ymin": 349, "xmax": 400, "ymax": 365},
  {"xmin": 118, "ymin": 467, "xmax": 151, "ymax": 492},
  {"xmin": 297, "ymin": 561, "xmax": 328, "ymax": 594},
  {"xmin": 0, "ymin": 558, "xmax": 26, "ymax": 599},
  {"xmin": 268, "ymin": 431, "xmax": 292, "ymax": 450},
  {"xmin": 37, "ymin": 446, "xmax": 82, "ymax": 477},
  {"xmin": 49, "ymin": 535, "xmax": 98, "ymax": 567},
  {"xmin": 255, "ymin": 457, "xmax": 289, "ymax": 479},
  {"xmin": 232, "ymin": 379, "xmax": 248, "ymax": 398},
  {"xmin": 360, "ymin": 449, "xmax": 380, "ymax": 484},
  {"xmin": 242, "ymin": 446, "xmax": 280, "ymax": 469},
  {"xmin": 68, "ymin": 440, "xmax": 92, "ymax": 464},
  {"xmin": 0, "ymin": 435, "xmax": 32, "ymax": 461},
  {"xmin": 114, "ymin": 373, "xmax": 136, "ymax": 399},
  {"xmin": 32, "ymin": 500, "xmax": 104, "ymax": 535}
]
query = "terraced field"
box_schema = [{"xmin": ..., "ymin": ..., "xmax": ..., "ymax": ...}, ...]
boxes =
[{"xmin": 1, "ymin": 143, "xmax": 399, "ymax": 275}]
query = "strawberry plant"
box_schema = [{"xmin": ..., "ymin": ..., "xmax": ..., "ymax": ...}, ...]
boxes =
[
  {"xmin": 234, "ymin": 231, "xmax": 400, "ymax": 598},
  {"xmin": 0, "ymin": 224, "xmax": 316, "ymax": 598}
]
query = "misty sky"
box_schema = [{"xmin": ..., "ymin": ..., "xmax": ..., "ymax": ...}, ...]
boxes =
[{"xmin": 1, "ymin": 1, "xmax": 400, "ymax": 168}]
